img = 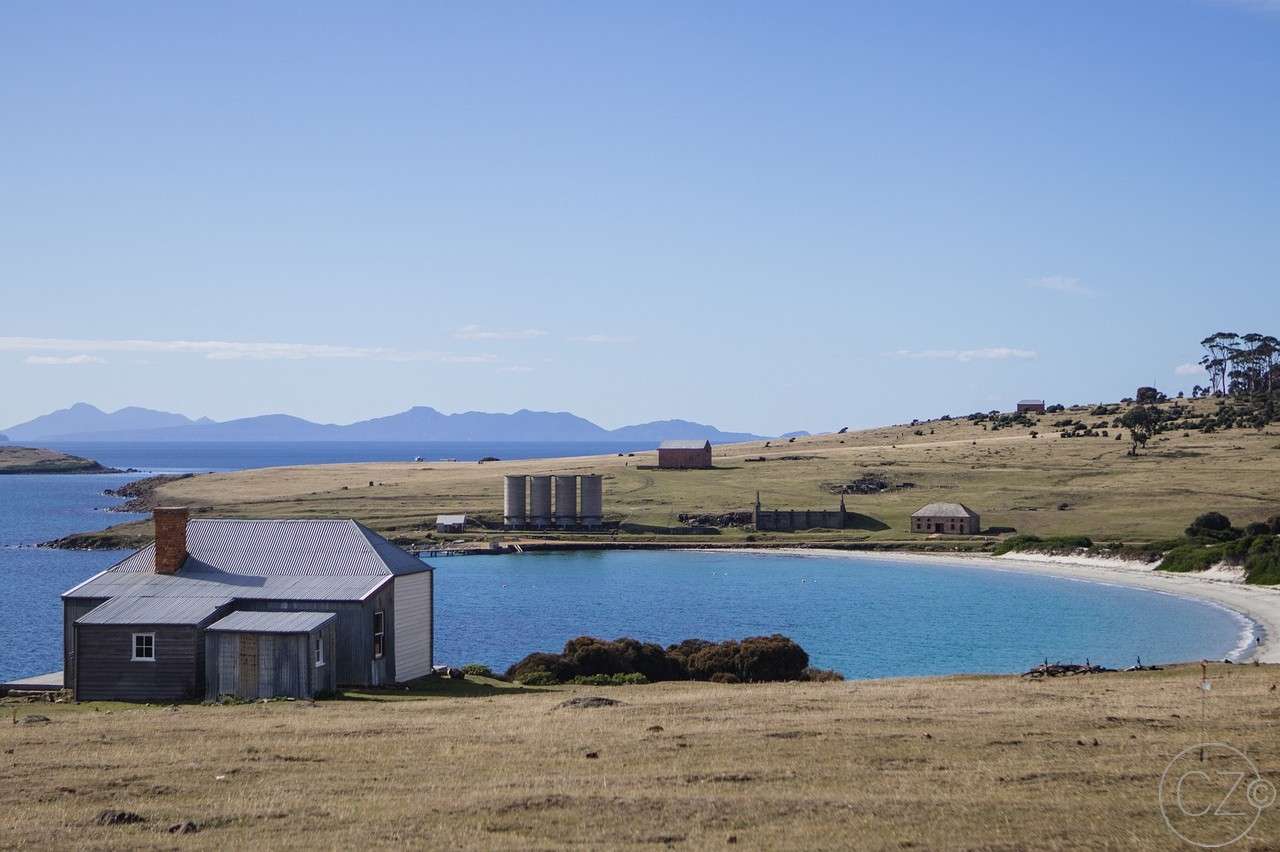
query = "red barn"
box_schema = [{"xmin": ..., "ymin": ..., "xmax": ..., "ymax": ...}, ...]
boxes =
[{"xmin": 657, "ymin": 439, "xmax": 712, "ymax": 469}]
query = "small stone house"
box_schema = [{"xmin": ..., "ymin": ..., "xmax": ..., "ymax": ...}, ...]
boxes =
[
  {"xmin": 911, "ymin": 503, "xmax": 981, "ymax": 535},
  {"xmin": 1016, "ymin": 400, "xmax": 1046, "ymax": 414}
]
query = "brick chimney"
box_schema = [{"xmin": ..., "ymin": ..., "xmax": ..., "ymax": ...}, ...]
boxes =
[{"xmin": 153, "ymin": 507, "xmax": 189, "ymax": 575}]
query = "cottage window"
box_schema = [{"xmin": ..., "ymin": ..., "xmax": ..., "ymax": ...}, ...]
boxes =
[
  {"xmin": 132, "ymin": 633, "xmax": 155, "ymax": 662},
  {"xmin": 314, "ymin": 635, "xmax": 325, "ymax": 667},
  {"xmin": 373, "ymin": 611, "xmax": 385, "ymax": 659}
]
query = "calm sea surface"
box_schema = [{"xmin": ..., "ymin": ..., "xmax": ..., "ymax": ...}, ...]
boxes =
[{"xmin": 0, "ymin": 442, "xmax": 1253, "ymax": 682}]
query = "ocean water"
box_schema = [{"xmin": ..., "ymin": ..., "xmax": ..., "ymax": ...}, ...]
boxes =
[
  {"xmin": 39, "ymin": 440, "xmax": 658, "ymax": 474},
  {"xmin": 435, "ymin": 549, "xmax": 1253, "ymax": 678},
  {"xmin": 0, "ymin": 442, "xmax": 1254, "ymax": 682}
]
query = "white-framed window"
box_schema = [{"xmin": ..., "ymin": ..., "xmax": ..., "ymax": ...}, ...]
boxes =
[
  {"xmin": 314, "ymin": 635, "xmax": 325, "ymax": 667},
  {"xmin": 132, "ymin": 632, "xmax": 156, "ymax": 662},
  {"xmin": 373, "ymin": 610, "xmax": 385, "ymax": 659}
]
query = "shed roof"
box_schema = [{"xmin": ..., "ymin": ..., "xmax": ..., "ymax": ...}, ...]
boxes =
[
  {"xmin": 76, "ymin": 595, "xmax": 232, "ymax": 626},
  {"xmin": 207, "ymin": 610, "xmax": 335, "ymax": 634},
  {"xmin": 658, "ymin": 440, "xmax": 711, "ymax": 450},
  {"xmin": 911, "ymin": 502, "xmax": 980, "ymax": 519},
  {"xmin": 436, "ymin": 514, "xmax": 466, "ymax": 525},
  {"xmin": 1018, "ymin": 399, "xmax": 1045, "ymax": 405}
]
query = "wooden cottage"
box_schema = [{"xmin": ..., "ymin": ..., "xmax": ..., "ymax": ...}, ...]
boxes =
[
  {"xmin": 911, "ymin": 502, "xmax": 981, "ymax": 535},
  {"xmin": 63, "ymin": 508, "xmax": 434, "ymax": 702},
  {"xmin": 657, "ymin": 439, "xmax": 713, "ymax": 469}
]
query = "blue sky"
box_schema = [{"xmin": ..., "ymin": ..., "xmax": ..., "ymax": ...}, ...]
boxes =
[{"xmin": 2, "ymin": 1, "xmax": 1278, "ymax": 434}]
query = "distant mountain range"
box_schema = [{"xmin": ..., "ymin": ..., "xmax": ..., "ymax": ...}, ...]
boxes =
[{"xmin": 3, "ymin": 403, "xmax": 775, "ymax": 444}]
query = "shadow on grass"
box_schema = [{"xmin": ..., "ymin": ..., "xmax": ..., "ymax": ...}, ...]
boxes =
[{"xmin": 333, "ymin": 677, "xmax": 554, "ymax": 702}]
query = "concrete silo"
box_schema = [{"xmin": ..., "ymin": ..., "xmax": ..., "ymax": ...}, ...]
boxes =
[
  {"xmin": 554, "ymin": 475, "xmax": 578, "ymax": 528},
  {"xmin": 579, "ymin": 474, "xmax": 603, "ymax": 527},
  {"xmin": 528, "ymin": 475, "xmax": 552, "ymax": 528},
  {"xmin": 503, "ymin": 475, "xmax": 527, "ymax": 528}
]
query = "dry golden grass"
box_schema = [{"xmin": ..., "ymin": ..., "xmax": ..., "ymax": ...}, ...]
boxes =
[
  {"xmin": 2, "ymin": 665, "xmax": 1278, "ymax": 849},
  {"xmin": 73, "ymin": 397, "xmax": 1280, "ymax": 549}
]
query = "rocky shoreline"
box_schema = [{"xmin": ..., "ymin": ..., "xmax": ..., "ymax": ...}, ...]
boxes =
[{"xmin": 103, "ymin": 473, "xmax": 196, "ymax": 511}]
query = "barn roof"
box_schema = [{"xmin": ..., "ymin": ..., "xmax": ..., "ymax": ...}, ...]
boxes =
[
  {"xmin": 911, "ymin": 502, "xmax": 980, "ymax": 518},
  {"xmin": 96, "ymin": 519, "xmax": 428, "ymax": 577},
  {"xmin": 1018, "ymin": 399, "xmax": 1045, "ymax": 405},
  {"xmin": 436, "ymin": 514, "xmax": 466, "ymax": 525},
  {"xmin": 658, "ymin": 440, "xmax": 711, "ymax": 450},
  {"xmin": 76, "ymin": 595, "xmax": 232, "ymax": 626},
  {"xmin": 207, "ymin": 610, "xmax": 335, "ymax": 634}
]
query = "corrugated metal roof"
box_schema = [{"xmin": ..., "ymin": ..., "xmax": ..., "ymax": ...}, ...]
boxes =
[
  {"xmin": 76, "ymin": 595, "xmax": 232, "ymax": 625},
  {"xmin": 66, "ymin": 569, "xmax": 391, "ymax": 603},
  {"xmin": 911, "ymin": 502, "xmax": 980, "ymax": 518},
  {"xmin": 436, "ymin": 514, "xmax": 466, "ymax": 525},
  {"xmin": 1018, "ymin": 399, "xmax": 1045, "ymax": 405},
  {"xmin": 99, "ymin": 519, "xmax": 428, "ymax": 577},
  {"xmin": 658, "ymin": 440, "xmax": 710, "ymax": 450},
  {"xmin": 207, "ymin": 610, "xmax": 335, "ymax": 634}
]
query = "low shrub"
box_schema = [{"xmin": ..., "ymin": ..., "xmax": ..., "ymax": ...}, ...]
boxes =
[
  {"xmin": 507, "ymin": 634, "xmax": 819, "ymax": 684},
  {"xmin": 800, "ymin": 666, "xmax": 845, "ymax": 682},
  {"xmin": 992, "ymin": 534, "xmax": 1093, "ymax": 556},
  {"xmin": 1158, "ymin": 544, "xmax": 1224, "ymax": 573},
  {"xmin": 709, "ymin": 672, "xmax": 741, "ymax": 684},
  {"xmin": 460, "ymin": 663, "xmax": 498, "ymax": 679},
  {"xmin": 517, "ymin": 670, "xmax": 558, "ymax": 686},
  {"xmin": 569, "ymin": 672, "xmax": 650, "ymax": 686}
]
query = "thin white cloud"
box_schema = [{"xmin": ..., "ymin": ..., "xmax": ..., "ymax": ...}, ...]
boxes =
[
  {"xmin": 24, "ymin": 354, "xmax": 106, "ymax": 366},
  {"xmin": 0, "ymin": 336, "xmax": 496, "ymax": 364},
  {"xmin": 891, "ymin": 347, "xmax": 1038, "ymax": 362},
  {"xmin": 453, "ymin": 325, "xmax": 547, "ymax": 341},
  {"xmin": 1175, "ymin": 362, "xmax": 1206, "ymax": 376},
  {"xmin": 568, "ymin": 334, "xmax": 636, "ymax": 344},
  {"xmin": 1029, "ymin": 276, "xmax": 1095, "ymax": 297},
  {"xmin": 498, "ymin": 365, "xmax": 535, "ymax": 373}
]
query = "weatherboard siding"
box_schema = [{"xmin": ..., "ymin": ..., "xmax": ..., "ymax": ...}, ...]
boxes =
[
  {"xmin": 205, "ymin": 627, "xmax": 336, "ymax": 698},
  {"xmin": 393, "ymin": 571, "xmax": 433, "ymax": 682},
  {"xmin": 228, "ymin": 586, "xmax": 393, "ymax": 686},
  {"xmin": 74, "ymin": 624, "xmax": 204, "ymax": 702},
  {"xmin": 62, "ymin": 597, "xmax": 106, "ymax": 694}
]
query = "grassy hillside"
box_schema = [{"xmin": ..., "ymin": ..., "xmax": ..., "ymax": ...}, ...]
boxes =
[
  {"xmin": 1, "ymin": 664, "xmax": 1275, "ymax": 849},
  {"xmin": 0, "ymin": 445, "xmax": 118, "ymax": 475},
  {"xmin": 61, "ymin": 397, "xmax": 1280, "ymax": 549}
]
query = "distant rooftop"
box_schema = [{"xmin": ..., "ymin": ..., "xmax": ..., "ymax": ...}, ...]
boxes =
[
  {"xmin": 436, "ymin": 514, "xmax": 466, "ymax": 525},
  {"xmin": 659, "ymin": 439, "xmax": 711, "ymax": 450},
  {"xmin": 911, "ymin": 502, "xmax": 980, "ymax": 519},
  {"xmin": 1018, "ymin": 399, "xmax": 1045, "ymax": 405}
]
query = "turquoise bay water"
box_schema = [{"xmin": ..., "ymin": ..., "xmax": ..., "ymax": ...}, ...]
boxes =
[
  {"xmin": 435, "ymin": 550, "xmax": 1252, "ymax": 679},
  {"xmin": 0, "ymin": 442, "xmax": 1254, "ymax": 682}
]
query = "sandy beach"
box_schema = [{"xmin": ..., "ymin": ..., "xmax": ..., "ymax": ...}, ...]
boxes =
[{"xmin": 744, "ymin": 547, "xmax": 1280, "ymax": 665}]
